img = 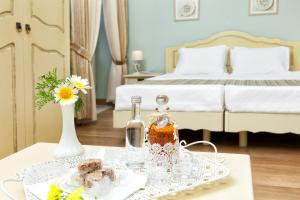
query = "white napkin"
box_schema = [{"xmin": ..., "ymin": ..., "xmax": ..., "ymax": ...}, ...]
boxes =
[
  {"xmin": 26, "ymin": 171, "xmax": 147, "ymax": 200},
  {"xmin": 99, "ymin": 171, "xmax": 147, "ymax": 200}
]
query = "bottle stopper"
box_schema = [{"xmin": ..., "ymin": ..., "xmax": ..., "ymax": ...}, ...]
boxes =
[{"xmin": 156, "ymin": 95, "xmax": 169, "ymax": 106}]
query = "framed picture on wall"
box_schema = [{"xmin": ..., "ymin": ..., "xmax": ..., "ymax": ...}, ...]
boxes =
[
  {"xmin": 174, "ymin": 0, "xmax": 199, "ymax": 21},
  {"xmin": 249, "ymin": 0, "xmax": 278, "ymax": 15}
]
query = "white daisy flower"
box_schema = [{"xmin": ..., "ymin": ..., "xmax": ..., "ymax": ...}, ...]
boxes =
[
  {"xmin": 54, "ymin": 83, "xmax": 78, "ymax": 105},
  {"xmin": 68, "ymin": 75, "xmax": 91, "ymax": 94}
]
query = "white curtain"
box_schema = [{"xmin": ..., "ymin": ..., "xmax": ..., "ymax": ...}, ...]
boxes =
[
  {"xmin": 70, "ymin": 0, "xmax": 102, "ymax": 121},
  {"xmin": 103, "ymin": 0, "xmax": 128, "ymax": 102}
]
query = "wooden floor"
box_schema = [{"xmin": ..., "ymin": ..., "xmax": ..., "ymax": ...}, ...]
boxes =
[{"xmin": 77, "ymin": 109, "xmax": 300, "ymax": 200}]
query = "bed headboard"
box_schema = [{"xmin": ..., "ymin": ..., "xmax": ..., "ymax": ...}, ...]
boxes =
[{"xmin": 165, "ymin": 31, "xmax": 300, "ymax": 73}]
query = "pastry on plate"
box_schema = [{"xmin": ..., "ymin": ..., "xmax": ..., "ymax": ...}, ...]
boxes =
[
  {"xmin": 76, "ymin": 159, "xmax": 116, "ymax": 188},
  {"xmin": 77, "ymin": 159, "xmax": 103, "ymax": 175}
]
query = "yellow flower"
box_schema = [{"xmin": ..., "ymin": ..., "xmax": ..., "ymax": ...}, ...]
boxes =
[
  {"xmin": 54, "ymin": 83, "xmax": 78, "ymax": 105},
  {"xmin": 68, "ymin": 75, "xmax": 91, "ymax": 94},
  {"xmin": 47, "ymin": 184, "xmax": 62, "ymax": 200},
  {"xmin": 67, "ymin": 187, "xmax": 84, "ymax": 200}
]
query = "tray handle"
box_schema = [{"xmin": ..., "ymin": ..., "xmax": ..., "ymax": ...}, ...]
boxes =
[
  {"xmin": 180, "ymin": 140, "xmax": 224, "ymax": 163},
  {"xmin": 0, "ymin": 178, "xmax": 22, "ymax": 200}
]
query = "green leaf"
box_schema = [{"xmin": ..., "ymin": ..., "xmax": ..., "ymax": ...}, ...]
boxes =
[
  {"xmin": 35, "ymin": 68, "xmax": 63, "ymax": 109},
  {"xmin": 75, "ymin": 97, "xmax": 84, "ymax": 112}
]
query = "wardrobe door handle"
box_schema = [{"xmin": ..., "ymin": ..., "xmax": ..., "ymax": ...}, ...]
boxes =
[
  {"xmin": 16, "ymin": 22, "xmax": 22, "ymax": 32},
  {"xmin": 25, "ymin": 24, "xmax": 31, "ymax": 34}
]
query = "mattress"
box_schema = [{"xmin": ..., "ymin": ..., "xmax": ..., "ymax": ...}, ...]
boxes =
[
  {"xmin": 115, "ymin": 73, "xmax": 226, "ymax": 112},
  {"xmin": 225, "ymin": 72, "xmax": 300, "ymax": 113}
]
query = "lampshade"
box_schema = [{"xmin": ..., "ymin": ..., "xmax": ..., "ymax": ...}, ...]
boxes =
[{"xmin": 131, "ymin": 50, "xmax": 144, "ymax": 61}]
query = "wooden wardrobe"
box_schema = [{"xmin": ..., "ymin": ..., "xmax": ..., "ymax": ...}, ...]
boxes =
[{"xmin": 0, "ymin": 0, "xmax": 70, "ymax": 158}]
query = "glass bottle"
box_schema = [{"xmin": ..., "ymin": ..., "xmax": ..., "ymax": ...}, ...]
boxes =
[
  {"xmin": 146, "ymin": 95, "xmax": 179, "ymax": 180},
  {"xmin": 125, "ymin": 96, "xmax": 145, "ymax": 168}
]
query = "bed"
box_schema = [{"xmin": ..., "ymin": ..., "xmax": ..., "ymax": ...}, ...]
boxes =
[
  {"xmin": 114, "ymin": 74, "xmax": 226, "ymax": 141},
  {"xmin": 224, "ymin": 73, "xmax": 300, "ymax": 146},
  {"xmin": 114, "ymin": 31, "xmax": 300, "ymax": 146}
]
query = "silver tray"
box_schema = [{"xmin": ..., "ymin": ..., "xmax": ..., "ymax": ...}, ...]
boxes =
[{"xmin": 1, "ymin": 141, "xmax": 230, "ymax": 200}]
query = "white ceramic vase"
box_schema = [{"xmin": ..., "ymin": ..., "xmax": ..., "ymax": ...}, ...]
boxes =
[{"xmin": 54, "ymin": 103, "xmax": 85, "ymax": 158}]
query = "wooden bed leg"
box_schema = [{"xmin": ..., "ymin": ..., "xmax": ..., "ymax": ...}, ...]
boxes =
[
  {"xmin": 239, "ymin": 131, "xmax": 248, "ymax": 147},
  {"xmin": 203, "ymin": 129, "xmax": 211, "ymax": 144}
]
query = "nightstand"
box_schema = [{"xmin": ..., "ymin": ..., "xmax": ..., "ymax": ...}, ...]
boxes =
[{"xmin": 123, "ymin": 72, "xmax": 161, "ymax": 84}]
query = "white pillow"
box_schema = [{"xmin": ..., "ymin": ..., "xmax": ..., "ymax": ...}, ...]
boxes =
[
  {"xmin": 230, "ymin": 46, "xmax": 290, "ymax": 74},
  {"xmin": 175, "ymin": 46, "xmax": 228, "ymax": 74}
]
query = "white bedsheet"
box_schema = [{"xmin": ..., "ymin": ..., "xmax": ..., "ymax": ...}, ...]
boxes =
[
  {"xmin": 225, "ymin": 72, "xmax": 300, "ymax": 113},
  {"xmin": 115, "ymin": 72, "xmax": 300, "ymax": 113},
  {"xmin": 115, "ymin": 73, "xmax": 226, "ymax": 112}
]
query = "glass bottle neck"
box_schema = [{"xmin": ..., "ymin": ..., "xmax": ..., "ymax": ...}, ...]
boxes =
[
  {"xmin": 157, "ymin": 104, "xmax": 168, "ymax": 113},
  {"xmin": 131, "ymin": 103, "xmax": 141, "ymax": 120}
]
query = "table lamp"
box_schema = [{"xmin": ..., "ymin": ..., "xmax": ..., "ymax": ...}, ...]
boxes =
[{"xmin": 131, "ymin": 50, "xmax": 144, "ymax": 73}]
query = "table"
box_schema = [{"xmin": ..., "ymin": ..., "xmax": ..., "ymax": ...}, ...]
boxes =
[
  {"xmin": 0, "ymin": 143, "xmax": 254, "ymax": 200},
  {"xmin": 123, "ymin": 72, "xmax": 161, "ymax": 84}
]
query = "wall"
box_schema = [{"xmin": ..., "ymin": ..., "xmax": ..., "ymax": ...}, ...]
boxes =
[{"xmin": 95, "ymin": 0, "xmax": 300, "ymax": 99}]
